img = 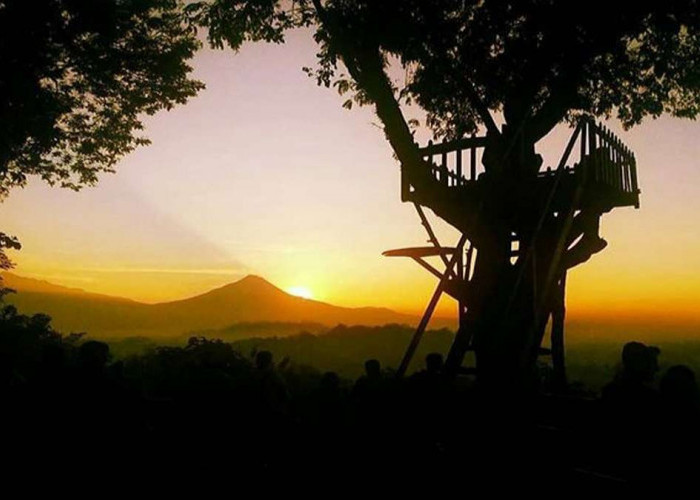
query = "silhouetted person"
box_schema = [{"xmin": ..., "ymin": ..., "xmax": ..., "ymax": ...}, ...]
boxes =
[
  {"xmin": 364, "ymin": 359, "xmax": 381, "ymax": 380},
  {"xmin": 320, "ymin": 370, "xmax": 341, "ymax": 394},
  {"xmin": 409, "ymin": 352, "xmax": 449, "ymax": 402},
  {"xmin": 408, "ymin": 353, "xmax": 452, "ymax": 456},
  {"xmin": 600, "ymin": 341, "xmax": 662, "ymax": 482},
  {"xmin": 660, "ymin": 364, "xmax": 700, "ymax": 428},
  {"xmin": 661, "ymin": 363, "xmax": 699, "ymax": 403},
  {"xmin": 309, "ymin": 371, "xmax": 349, "ymax": 432},
  {"xmin": 602, "ymin": 341, "xmax": 660, "ymax": 410},
  {"xmin": 412, "ymin": 353, "xmax": 444, "ymax": 379},
  {"xmin": 249, "ymin": 350, "xmax": 292, "ymax": 469},
  {"xmin": 253, "ymin": 350, "xmax": 290, "ymax": 416},
  {"xmin": 352, "ymin": 359, "xmax": 383, "ymax": 403},
  {"xmin": 67, "ymin": 341, "xmax": 126, "ymax": 448},
  {"xmin": 657, "ymin": 365, "xmax": 700, "ymax": 482},
  {"xmin": 351, "ymin": 359, "xmax": 389, "ymax": 437}
]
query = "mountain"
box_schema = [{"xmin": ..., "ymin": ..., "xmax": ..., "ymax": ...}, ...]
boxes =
[{"xmin": 1, "ymin": 273, "xmax": 433, "ymax": 338}]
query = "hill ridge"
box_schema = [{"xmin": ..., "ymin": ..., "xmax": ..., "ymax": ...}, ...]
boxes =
[{"xmin": 1, "ymin": 272, "xmax": 438, "ymax": 337}]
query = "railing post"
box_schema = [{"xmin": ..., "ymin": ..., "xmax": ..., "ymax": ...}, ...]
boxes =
[
  {"xmin": 603, "ymin": 128, "xmax": 609, "ymax": 186},
  {"xmin": 617, "ymin": 138, "xmax": 625, "ymax": 191},
  {"xmin": 613, "ymin": 137, "xmax": 622, "ymax": 191},
  {"xmin": 604, "ymin": 128, "xmax": 610, "ymax": 187},
  {"xmin": 456, "ymin": 149, "xmax": 462, "ymax": 185},
  {"xmin": 588, "ymin": 119, "xmax": 597, "ymax": 181},
  {"xmin": 628, "ymin": 147, "xmax": 633, "ymax": 192},
  {"xmin": 441, "ymin": 151, "xmax": 448, "ymax": 185},
  {"xmin": 470, "ymin": 134, "xmax": 477, "ymax": 180}
]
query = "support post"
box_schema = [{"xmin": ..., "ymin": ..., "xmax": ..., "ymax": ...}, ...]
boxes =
[
  {"xmin": 396, "ymin": 234, "xmax": 467, "ymax": 377},
  {"xmin": 551, "ymin": 273, "xmax": 567, "ymax": 392}
]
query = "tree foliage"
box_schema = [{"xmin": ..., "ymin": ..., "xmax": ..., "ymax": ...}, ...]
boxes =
[
  {"xmin": 0, "ymin": 0, "xmax": 204, "ymax": 198},
  {"xmin": 0, "ymin": 232, "xmax": 20, "ymax": 297},
  {"xmin": 192, "ymin": 1, "xmax": 700, "ymax": 144},
  {"xmin": 191, "ymin": 1, "xmax": 700, "ymax": 386}
]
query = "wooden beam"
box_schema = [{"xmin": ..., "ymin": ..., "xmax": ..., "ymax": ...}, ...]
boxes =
[
  {"xmin": 412, "ymin": 257, "xmax": 443, "ymax": 281},
  {"xmin": 419, "ymin": 136, "xmax": 488, "ymax": 156},
  {"xmin": 396, "ymin": 234, "xmax": 467, "ymax": 377},
  {"xmin": 551, "ymin": 273, "xmax": 567, "ymax": 391},
  {"xmin": 415, "ymin": 203, "xmax": 453, "ymax": 274}
]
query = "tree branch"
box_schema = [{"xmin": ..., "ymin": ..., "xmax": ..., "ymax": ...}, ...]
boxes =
[
  {"xmin": 463, "ymin": 80, "xmax": 499, "ymax": 135},
  {"xmin": 311, "ymin": 0, "xmax": 430, "ymax": 180},
  {"xmin": 527, "ymin": 82, "xmax": 578, "ymax": 143}
]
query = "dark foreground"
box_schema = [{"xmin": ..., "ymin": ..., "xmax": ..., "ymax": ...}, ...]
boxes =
[{"xmin": 2, "ymin": 306, "xmax": 698, "ymax": 489}]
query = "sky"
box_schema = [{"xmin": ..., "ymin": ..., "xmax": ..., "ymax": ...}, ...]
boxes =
[{"xmin": 2, "ymin": 28, "xmax": 700, "ymax": 333}]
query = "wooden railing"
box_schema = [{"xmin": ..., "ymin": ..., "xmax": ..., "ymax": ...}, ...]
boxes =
[
  {"xmin": 409, "ymin": 117, "xmax": 639, "ymax": 204},
  {"xmin": 418, "ymin": 136, "xmax": 487, "ymax": 186},
  {"xmin": 579, "ymin": 117, "xmax": 638, "ymax": 196}
]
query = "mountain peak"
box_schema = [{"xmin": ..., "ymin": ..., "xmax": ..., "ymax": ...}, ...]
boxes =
[
  {"xmin": 3, "ymin": 271, "xmax": 430, "ymax": 336},
  {"xmin": 205, "ymin": 274, "xmax": 284, "ymax": 297},
  {"xmin": 237, "ymin": 274, "xmax": 270, "ymax": 284},
  {"xmin": 234, "ymin": 274, "xmax": 279, "ymax": 289}
]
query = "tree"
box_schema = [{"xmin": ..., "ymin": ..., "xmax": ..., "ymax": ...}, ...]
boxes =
[
  {"xmin": 0, "ymin": 0, "xmax": 204, "ymax": 288},
  {"xmin": 192, "ymin": 0, "xmax": 700, "ymax": 391}
]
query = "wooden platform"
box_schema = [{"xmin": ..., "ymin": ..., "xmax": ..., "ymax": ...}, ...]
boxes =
[
  {"xmin": 382, "ymin": 246, "xmax": 457, "ymax": 258},
  {"xmin": 401, "ymin": 119, "xmax": 640, "ymax": 234}
]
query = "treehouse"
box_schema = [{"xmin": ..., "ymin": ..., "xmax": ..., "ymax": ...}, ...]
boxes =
[
  {"xmin": 401, "ymin": 117, "xmax": 639, "ymax": 239},
  {"xmin": 386, "ymin": 118, "xmax": 640, "ymax": 382}
]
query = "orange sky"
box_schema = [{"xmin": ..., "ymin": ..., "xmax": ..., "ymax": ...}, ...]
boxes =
[{"xmin": 1, "ymin": 29, "xmax": 700, "ymax": 330}]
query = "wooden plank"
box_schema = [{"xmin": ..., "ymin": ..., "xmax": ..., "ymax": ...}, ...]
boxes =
[
  {"xmin": 396, "ymin": 279, "xmax": 446, "ymax": 377},
  {"xmin": 383, "ymin": 246, "xmax": 456, "ymax": 258},
  {"xmin": 396, "ymin": 234, "xmax": 467, "ymax": 377},
  {"xmin": 470, "ymin": 134, "xmax": 477, "ymax": 180},
  {"xmin": 419, "ymin": 135, "xmax": 488, "ymax": 156},
  {"xmin": 412, "ymin": 257, "xmax": 444, "ymax": 281}
]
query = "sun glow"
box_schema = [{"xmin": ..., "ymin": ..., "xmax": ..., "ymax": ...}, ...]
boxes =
[{"xmin": 287, "ymin": 286, "xmax": 314, "ymax": 300}]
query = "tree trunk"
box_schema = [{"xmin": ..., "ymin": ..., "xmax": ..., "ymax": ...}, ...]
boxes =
[
  {"xmin": 314, "ymin": 24, "xmax": 571, "ymax": 393},
  {"xmin": 445, "ymin": 134, "xmax": 562, "ymax": 394}
]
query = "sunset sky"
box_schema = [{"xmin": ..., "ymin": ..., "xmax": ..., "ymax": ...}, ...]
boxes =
[{"xmin": 2, "ymin": 28, "xmax": 700, "ymax": 332}]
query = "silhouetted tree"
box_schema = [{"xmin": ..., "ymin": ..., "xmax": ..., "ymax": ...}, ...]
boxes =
[
  {"xmin": 0, "ymin": 304, "xmax": 63, "ymax": 390},
  {"xmin": 0, "ymin": 233, "xmax": 20, "ymax": 295},
  {"xmin": 191, "ymin": 1, "xmax": 700, "ymax": 391},
  {"xmin": 0, "ymin": 0, "xmax": 204, "ymax": 273}
]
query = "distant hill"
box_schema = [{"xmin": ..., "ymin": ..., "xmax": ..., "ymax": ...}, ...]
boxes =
[
  {"xmin": 1, "ymin": 273, "xmax": 444, "ymax": 338},
  {"xmin": 228, "ymin": 324, "xmax": 457, "ymax": 379}
]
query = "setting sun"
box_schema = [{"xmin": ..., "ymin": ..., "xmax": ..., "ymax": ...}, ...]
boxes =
[{"xmin": 287, "ymin": 286, "xmax": 314, "ymax": 300}]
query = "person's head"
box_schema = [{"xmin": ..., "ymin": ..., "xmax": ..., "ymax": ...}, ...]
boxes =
[
  {"xmin": 364, "ymin": 359, "xmax": 381, "ymax": 379},
  {"xmin": 661, "ymin": 365, "xmax": 698, "ymax": 402},
  {"xmin": 77, "ymin": 341, "xmax": 110, "ymax": 373},
  {"xmin": 255, "ymin": 350, "xmax": 273, "ymax": 371},
  {"xmin": 320, "ymin": 371, "xmax": 340, "ymax": 392},
  {"xmin": 621, "ymin": 342, "xmax": 660, "ymax": 382},
  {"xmin": 425, "ymin": 353, "xmax": 444, "ymax": 374}
]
